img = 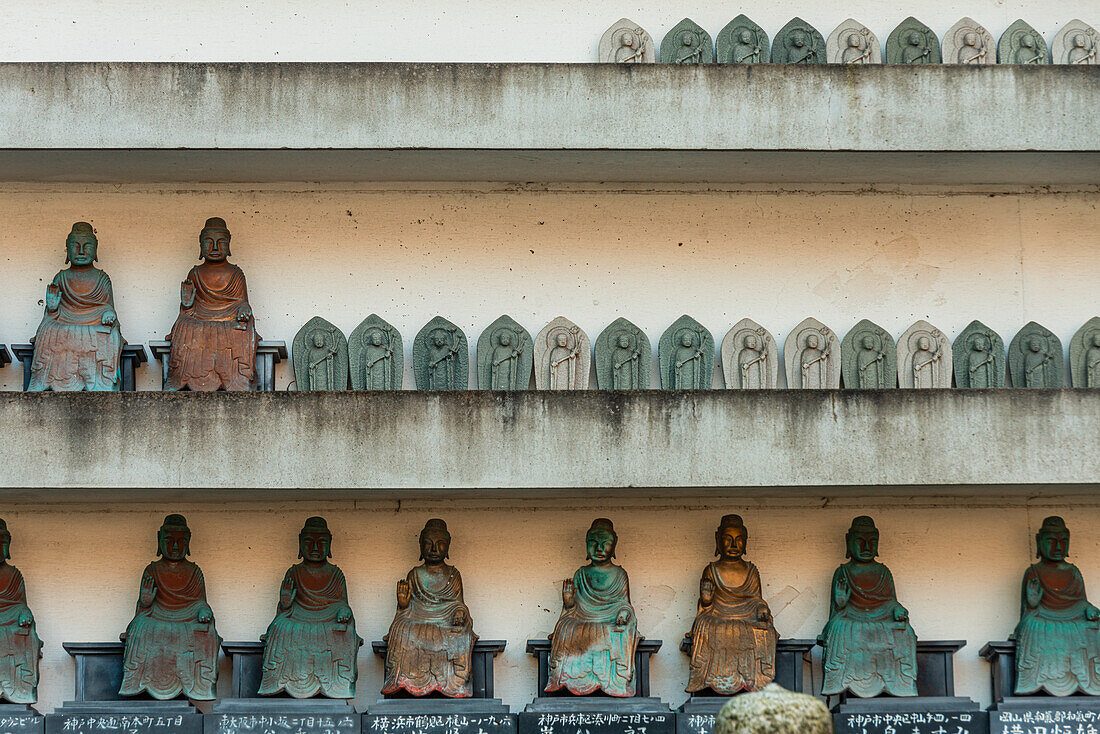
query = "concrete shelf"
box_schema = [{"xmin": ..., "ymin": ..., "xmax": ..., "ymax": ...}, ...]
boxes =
[{"xmin": 0, "ymin": 63, "xmax": 1096, "ymax": 185}]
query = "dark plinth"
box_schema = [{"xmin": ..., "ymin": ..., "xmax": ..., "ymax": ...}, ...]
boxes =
[
  {"xmin": 0, "ymin": 346, "xmax": 10, "ymax": 368},
  {"xmin": 12, "ymin": 344, "xmax": 147, "ymax": 391},
  {"xmin": 822, "ymin": 639, "xmax": 970, "ymax": 706},
  {"xmin": 980, "ymin": 640, "xmax": 1100, "ymax": 732},
  {"xmin": 60, "ymin": 642, "xmax": 126, "ymax": 703},
  {"xmin": 148, "ymin": 341, "xmax": 286, "ymax": 391},
  {"xmin": 677, "ymin": 637, "xmax": 815, "ymax": 714},
  {"xmin": 0, "ymin": 704, "xmax": 44, "ymax": 734},
  {"xmin": 46, "ymin": 701, "xmax": 202, "ymax": 734},
  {"xmin": 371, "ymin": 639, "xmax": 506, "ymax": 701},
  {"xmin": 525, "ymin": 638, "xmax": 662, "ymax": 700}
]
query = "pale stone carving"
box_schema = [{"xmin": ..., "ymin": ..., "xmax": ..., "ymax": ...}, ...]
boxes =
[
  {"xmin": 1053, "ymin": 20, "xmax": 1099, "ymax": 64},
  {"xmin": 721, "ymin": 319, "xmax": 777, "ymax": 389},
  {"xmin": 944, "ymin": 18, "xmax": 994, "ymax": 64},
  {"xmin": 599, "ymin": 19, "xmax": 655, "ymax": 63},
  {"xmin": 772, "ymin": 18, "xmax": 825, "ymax": 63},
  {"xmin": 1009, "ymin": 321, "xmax": 1064, "ymax": 388},
  {"xmin": 953, "ymin": 320, "xmax": 1005, "ymax": 388},
  {"xmin": 1070, "ymin": 317, "xmax": 1100, "ymax": 387},
  {"xmin": 412, "ymin": 316, "xmax": 468, "ymax": 391},
  {"xmin": 660, "ymin": 18, "xmax": 714, "ymax": 64},
  {"xmin": 998, "ymin": 19, "xmax": 1049, "ymax": 64},
  {"xmin": 841, "ymin": 320, "xmax": 896, "ymax": 389},
  {"xmin": 659, "ymin": 315, "xmax": 714, "ymax": 389},
  {"xmin": 885, "ymin": 17, "xmax": 941, "ymax": 64},
  {"xmin": 349, "ymin": 314, "xmax": 403, "ymax": 390},
  {"xmin": 783, "ymin": 318, "xmax": 839, "ymax": 389},
  {"xmin": 898, "ymin": 321, "xmax": 952, "ymax": 388},
  {"xmin": 477, "ymin": 315, "xmax": 533, "ymax": 390},
  {"xmin": 594, "ymin": 317, "xmax": 650, "ymax": 390},
  {"xmin": 292, "ymin": 316, "xmax": 349, "ymax": 391},
  {"xmin": 716, "ymin": 16, "xmax": 769, "ymax": 63},
  {"xmin": 827, "ymin": 20, "xmax": 881, "ymax": 64},
  {"xmin": 534, "ymin": 317, "xmax": 591, "ymax": 390}
]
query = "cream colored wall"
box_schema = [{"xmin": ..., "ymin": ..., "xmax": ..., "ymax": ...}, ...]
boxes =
[
  {"xmin": 0, "ymin": 184, "xmax": 1096, "ymax": 391},
  {"xmin": 6, "ymin": 497, "xmax": 1100, "ymax": 712}
]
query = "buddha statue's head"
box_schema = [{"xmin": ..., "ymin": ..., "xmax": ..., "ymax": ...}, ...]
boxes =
[
  {"xmin": 585, "ymin": 518, "xmax": 618, "ymax": 563},
  {"xmin": 65, "ymin": 222, "xmax": 98, "ymax": 267},
  {"xmin": 617, "ymin": 334, "xmax": 631, "ymax": 349},
  {"xmin": 739, "ymin": 30, "xmax": 753, "ymax": 44},
  {"xmin": 907, "ymin": 32, "xmax": 922, "ymax": 47},
  {"xmin": 298, "ymin": 516, "xmax": 332, "ymax": 562},
  {"xmin": 157, "ymin": 514, "xmax": 191, "ymax": 562},
  {"xmin": 368, "ymin": 329, "xmax": 385, "ymax": 347},
  {"xmin": 973, "ymin": 335, "xmax": 988, "ymax": 351},
  {"xmin": 1073, "ymin": 33, "xmax": 1087, "ymax": 49},
  {"xmin": 556, "ymin": 333, "xmax": 569, "ymax": 348},
  {"xmin": 862, "ymin": 335, "xmax": 875, "ymax": 351},
  {"xmin": 419, "ymin": 518, "xmax": 451, "ymax": 564},
  {"xmin": 431, "ymin": 329, "xmax": 448, "ymax": 348},
  {"xmin": 847, "ymin": 33, "xmax": 861, "ymax": 49},
  {"xmin": 791, "ymin": 31, "xmax": 807, "ymax": 48},
  {"xmin": 715, "ymin": 514, "xmax": 747, "ymax": 560},
  {"xmin": 917, "ymin": 336, "xmax": 931, "ymax": 352},
  {"xmin": 680, "ymin": 332, "xmax": 694, "ymax": 348},
  {"xmin": 0, "ymin": 518, "xmax": 9, "ymax": 561},
  {"xmin": 845, "ymin": 515, "xmax": 879, "ymax": 562},
  {"xmin": 498, "ymin": 331, "xmax": 513, "ymax": 347},
  {"xmin": 744, "ymin": 335, "xmax": 758, "ymax": 350},
  {"xmin": 1020, "ymin": 34, "xmax": 1035, "ymax": 49},
  {"xmin": 620, "ymin": 32, "xmax": 635, "ymax": 48},
  {"xmin": 199, "ymin": 217, "xmax": 231, "ymax": 262},
  {"xmin": 311, "ymin": 331, "xmax": 327, "ymax": 349},
  {"xmin": 964, "ymin": 32, "xmax": 979, "ymax": 48},
  {"xmin": 806, "ymin": 333, "xmax": 820, "ymax": 350},
  {"xmin": 1036, "ymin": 516, "xmax": 1070, "ymax": 562},
  {"xmin": 1028, "ymin": 337, "xmax": 1043, "ymax": 353},
  {"xmin": 1092, "ymin": 333, "xmax": 1100, "ymax": 348}
]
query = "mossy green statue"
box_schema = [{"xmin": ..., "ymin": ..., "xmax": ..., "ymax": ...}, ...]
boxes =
[
  {"xmin": 0, "ymin": 520, "xmax": 42, "ymax": 704},
  {"xmin": 820, "ymin": 516, "xmax": 917, "ymax": 698},
  {"xmin": 1014, "ymin": 516, "xmax": 1100, "ymax": 696},
  {"xmin": 259, "ymin": 517, "xmax": 362, "ymax": 699},
  {"xmin": 120, "ymin": 515, "xmax": 220, "ymax": 700}
]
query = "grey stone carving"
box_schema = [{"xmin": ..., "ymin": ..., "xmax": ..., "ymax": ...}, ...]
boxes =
[
  {"xmin": 953, "ymin": 320, "xmax": 1005, "ymax": 388},
  {"xmin": 594, "ymin": 317, "xmax": 651, "ymax": 390},
  {"xmin": 944, "ymin": 18, "xmax": 994, "ymax": 64},
  {"xmin": 412, "ymin": 316, "xmax": 468, "ymax": 390},
  {"xmin": 292, "ymin": 317, "xmax": 349, "ymax": 391},
  {"xmin": 660, "ymin": 18, "xmax": 714, "ymax": 64},
  {"xmin": 841, "ymin": 320, "xmax": 896, "ymax": 389},
  {"xmin": 534, "ymin": 317, "xmax": 591, "ymax": 390},
  {"xmin": 721, "ymin": 319, "xmax": 777, "ymax": 389},
  {"xmin": 600, "ymin": 19, "xmax": 655, "ymax": 63},
  {"xmin": 716, "ymin": 16, "xmax": 769, "ymax": 63},
  {"xmin": 898, "ymin": 321, "xmax": 952, "ymax": 388},
  {"xmin": 1010, "ymin": 322, "xmax": 1064, "ymax": 388},
  {"xmin": 827, "ymin": 19, "xmax": 881, "ymax": 64},
  {"xmin": 349, "ymin": 314, "xmax": 403, "ymax": 390},
  {"xmin": 659, "ymin": 315, "xmax": 714, "ymax": 389},
  {"xmin": 772, "ymin": 18, "xmax": 825, "ymax": 63},
  {"xmin": 477, "ymin": 315, "xmax": 533, "ymax": 390},
  {"xmin": 1053, "ymin": 20, "xmax": 1099, "ymax": 64},
  {"xmin": 998, "ymin": 19, "xmax": 1049, "ymax": 64},
  {"xmin": 1070, "ymin": 317, "xmax": 1100, "ymax": 387},
  {"xmin": 886, "ymin": 17, "xmax": 942, "ymax": 64},
  {"xmin": 784, "ymin": 318, "xmax": 839, "ymax": 389}
]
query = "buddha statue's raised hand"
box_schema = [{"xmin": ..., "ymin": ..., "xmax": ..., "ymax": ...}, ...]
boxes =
[
  {"xmin": 45, "ymin": 284, "xmax": 61, "ymax": 313},
  {"xmin": 180, "ymin": 280, "xmax": 196, "ymax": 308},
  {"xmin": 139, "ymin": 575, "xmax": 157, "ymax": 608},
  {"xmin": 279, "ymin": 576, "xmax": 296, "ymax": 610},
  {"xmin": 834, "ymin": 573, "xmax": 850, "ymax": 608},
  {"xmin": 699, "ymin": 578, "xmax": 715, "ymax": 607},
  {"xmin": 1025, "ymin": 577, "xmax": 1043, "ymax": 609},
  {"xmin": 562, "ymin": 578, "xmax": 575, "ymax": 609},
  {"xmin": 396, "ymin": 579, "xmax": 411, "ymax": 609}
]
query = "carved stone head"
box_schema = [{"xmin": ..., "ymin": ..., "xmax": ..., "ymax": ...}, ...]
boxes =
[
  {"xmin": 299, "ymin": 516, "xmax": 332, "ymax": 561},
  {"xmin": 585, "ymin": 518, "xmax": 618, "ymax": 562},
  {"xmin": 157, "ymin": 514, "xmax": 191, "ymax": 561},
  {"xmin": 1036, "ymin": 516, "xmax": 1069, "ymax": 562},
  {"xmin": 845, "ymin": 515, "xmax": 879, "ymax": 562},
  {"xmin": 419, "ymin": 518, "xmax": 451, "ymax": 563},
  {"xmin": 0, "ymin": 518, "xmax": 9, "ymax": 561},
  {"xmin": 65, "ymin": 221, "xmax": 98, "ymax": 266},
  {"xmin": 198, "ymin": 217, "xmax": 231, "ymax": 262},
  {"xmin": 715, "ymin": 514, "xmax": 747, "ymax": 559}
]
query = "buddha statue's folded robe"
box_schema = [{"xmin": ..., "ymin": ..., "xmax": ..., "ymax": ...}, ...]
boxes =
[
  {"xmin": 29, "ymin": 269, "xmax": 121, "ymax": 391},
  {"xmin": 822, "ymin": 562, "xmax": 917, "ymax": 697},
  {"xmin": 167, "ymin": 263, "xmax": 256, "ymax": 391},
  {"xmin": 547, "ymin": 564, "xmax": 638, "ymax": 697},
  {"xmin": 0, "ymin": 564, "xmax": 41, "ymax": 704},
  {"xmin": 687, "ymin": 561, "xmax": 776, "ymax": 694},
  {"xmin": 1015, "ymin": 562, "xmax": 1100, "ymax": 695},
  {"xmin": 383, "ymin": 565, "xmax": 476, "ymax": 697},
  {"xmin": 120, "ymin": 560, "xmax": 219, "ymax": 700},
  {"xmin": 260, "ymin": 563, "xmax": 361, "ymax": 699}
]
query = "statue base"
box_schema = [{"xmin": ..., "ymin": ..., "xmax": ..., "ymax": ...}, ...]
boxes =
[
  {"xmin": 520, "ymin": 698, "xmax": 674, "ymax": 734},
  {"xmin": 0, "ymin": 704, "xmax": 43, "ymax": 734},
  {"xmin": 13, "ymin": 343, "xmax": 147, "ymax": 392},
  {"xmin": 371, "ymin": 640, "xmax": 507, "ymax": 700},
  {"xmin": 832, "ymin": 697, "xmax": 987, "ymax": 734},
  {"xmin": 364, "ymin": 699, "xmax": 515, "ymax": 734},
  {"xmin": 207, "ymin": 699, "xmax": 358, "ymax": 734},
  {"xmin": 149, "ymin": 341, "xmax": 286, "ymax": 391},
  {"xmin": 46, "ymin": 700, "xmax": 203, "ymax": 734}
]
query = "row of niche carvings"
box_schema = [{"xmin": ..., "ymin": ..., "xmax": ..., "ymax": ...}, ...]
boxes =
[
  {"xmin": 599, "ymin": 16, "xmax": 1098, "ymax": 65},
  {"xmin": 0, "ymin": 513, "xmax": 1093, "ymax": 705},
  {"xmin": 20, "ymin": 220, "xmax": 1100, "ymax": 392}
]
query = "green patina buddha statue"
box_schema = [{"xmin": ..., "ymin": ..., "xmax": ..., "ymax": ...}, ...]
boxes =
[
  {"xmin": 259, "ymin": 517, "xmax": 362, "ymax": 699},
  {"xmin": 1014, "ymin": 516, "xmax": 1100, "ymax": 696},
  {"xmin": 0, "ymin": 520, "xmax": 42, "ymax": 704},
  {"xmin": 820, "ymin": 516, "xmax": 917, "ymax": 697},
  {"xmin": 120, "ymin": 515, "xmax": 220, "ymax": 700}
]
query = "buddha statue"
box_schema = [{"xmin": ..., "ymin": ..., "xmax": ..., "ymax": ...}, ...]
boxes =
[
  {"xmin": 259, "ymin": 517, "xmax": 362, "ymax": 699},
  {"xmin": 28, "ymin": 222, "xmax": 123, "ymax": 391},
  {"xmin": 686, "ymin": 515, "xmax": 777, "ymax": 695},
  {"xmin": 546, "ymin": 518, "xmax": 639, "ymax": 697},
  {"xmin": 820, "ymin": 516, "xmax": 917, "ymax": 698},
  {"xmin": 1014, "ymin": 516, "xmax": 1100, "ymax": 696},
  {"xmin": 383, "ymin": 519, "xmax": 477, "ymax": 697},
  {"xmin": 120, "ymin": 515, "xmax": 219, "ymax": 700},
  {"xmin": 0, "ymin": 520, "xmax": 42, "ymax": 704},
  {"xmin": 166, "ymin": 217, "xmax": 257, "ymax": 391}
]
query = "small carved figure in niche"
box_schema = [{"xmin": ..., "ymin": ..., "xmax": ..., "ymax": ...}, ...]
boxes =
[
  {"xmin": 904, "ymin": 33, "xmax": 930, "ymax": 62},
  {"xmin": 999, "ymin": 20, "xmax": 1049, "ymax": 64},
  {"xmin": 952, "ymin": 320, "xmax": 1004, "ymax": 389},
  {"xmin": 944, "ymin": 19, "xmax": 994, "ymax": 65},
  {"xmin": 546, "ymin": 519, "xmax": 639, "ymax": 697},
  {"xmin": 0, "ymin": 520, "xmax": 42, "ymax": 704},
  {"xmin": 739, "ymin": 336, "xmax": 765, "ymax": 388},
  {"xmin": 660, "ymin": 19, "xmax": 714, "ymax": 64},
  {"xmin": 1069, "ymin": 318, "xmax": 1100, "ymax": 387},
  {"xmin": 599, "ymin": 19, "xmax": 655, "ymax": 63},
  {"xmin": 912, "ymin": 337, "xmax": 942, "ymax": 387},
  {"xmin": 659, "ymin": 316, "xmax": 713, "ymax": 389},
  {"xmin": 785, "ymin": 318, "xmax": 840, "ymax": 389},
  {"xmin": 120, "ymin": 515, "xmax": 219, "ymax": 700},
  {"xmin": 898, "ymin": 321, "xmax": 951, "ymax": 388},
  {"xmin": 166, "ymin": 218, "xmax": 257, "ymax": 391},
  {"xmin": 1053, "ymin": 20, "xmax": 1099, "ymax": 64},
  {"xmin": 292, "ymin": 317, "xmax": 349, "ymax": 391},
  {"xmin": 535, "ymin": 317, "xmax": 591, "ymax": 390},
  {"xmin": 722, "ymin": 320, "xmax": 777, "ymax": 390},
  {"xmin": 29, "ymin": 222, "xmax": 124, "ymax": 391},
  {"xmin": 803, "ymin": 335, "xmax": 828, "ymax": 387},
  {"xmin": 383, "ymin": 519, "xmax": 477, "ymax": 698},
  {"xmin": 961, "ymin": 33, "xmax": 986, "ymax": 63},
  {"xmin": 772, "ymin": 19, "xmax": 825, "ymax": 63},
  {"xmin": 967, "ymin": 336, "xmax": 995, "ymax": 386},
  {"xmin": 686, "ymin": 515, "xmax": 777, "ymax": 695},
  {"xmin": 477, "ymin": 316, "xmax": 533, "ymax": 390},
  {"xmin": 350, "ymin": 315, "xmax": 403, "ymax": 390},
  {"xmin": 886, "ymin": 19, "xmax": 941, "ymax": 64},
  {"xmin": 595, "ymin": 318, "xmax": 650, "ymax": 390},
  {"xmin": 412, "ymin": 317, "xmax": 468, "ymax": 391},
  {"xmin": 1009, "ymin": 322, "xmax": 1064, "ymax": 388},
  {"xmin": 259, "ymin": 517, "xmax": 361, "ymax": 699},
  {"xmin": 716, "ymin": 16, "xmax": 769, "ymax": 64},
  {"xmin": 820, "ymin": 516, "xmax": 917, "ymax": 698},
  {"xmin": 844, "ymin": 35, "xmax": 869, "ymax": 63},
  {"xmin": 309, "ymin": 331, "xmax": 338, "ymax": 388},
  {"xmin": 841, "ymin": 320, "xmax": 896, "ymax": 389},
  {"xmin": 828, "ymin": 21, "xmax": 881, "ymax": 64},
  {"xmin": 1014, "ymin": 516, "xmax": 1100, "ymax": 695}
]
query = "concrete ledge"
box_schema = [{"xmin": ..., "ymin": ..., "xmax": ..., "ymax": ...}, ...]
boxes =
[{"xmin": 0, "ymin": 390, "xmax": 1095, "ymax": 493}]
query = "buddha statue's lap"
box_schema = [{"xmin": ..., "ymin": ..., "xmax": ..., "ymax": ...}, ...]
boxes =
[{"xmin": 0, "ymin": 520, "xmax": 41, "ymax": 705}]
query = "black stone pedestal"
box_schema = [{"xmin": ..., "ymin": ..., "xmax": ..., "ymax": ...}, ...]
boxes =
[
  {"xmin": 0, "ymin": 346, "xmax": 10, "ymax": 368},
  {"xmin": 148, "ymin": 341, "xmax": 286, "ymax": 391},
  {"xmin": 12, "ymin": 344, "xmax": 147, "ymax": 391},
  {"xmin": 0, "ymin": 704, "xmax": 43, "ymax": 734},
  {"xmin": 371, "ymin": 640, "xmax": 507, "ymax": 702}
]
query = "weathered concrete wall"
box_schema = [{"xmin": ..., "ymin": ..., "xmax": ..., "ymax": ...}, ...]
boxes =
[{"xmin": 0, "ymin": 390, "xmax": 1096, "ymax": 490}]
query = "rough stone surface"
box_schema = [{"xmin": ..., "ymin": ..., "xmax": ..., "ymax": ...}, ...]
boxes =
[
  {"xmin": 1069, "ymin": 317, "xmax": 1100, "ymax": 388},
  {"xmin": 885, "ymin": 17, "xmax": 942, "ymax": 64},
  {"xmin": 827, "ymin": 19, "xmax": 881, "ymax": 64},
  {"xmin": 721, "ymin": 319, "xmax": 777, "ymax": 389},
  {"xmin": 412, "ymin": 316, "xmax": 468, "ymax": 391},
  {"xmin": 660, "ymin": 19, "xmax": 714, "ymax": 64},
  {"xmin": 897, "ymin": 320, "xmax": 952, "ymax": 388},
  {"xmin": 771, "ymin": 19, "xmax": 825, "ymax": 63},
  {"xmin": 713, "ymin": 683, "xmax": 831, "ymax": 734},
  {"xmin": 1053, "ymin": 20, "xmax": 1098, "ymax": 65},
  {"xmin": 953, "ymin": 320, "xmax": 1005, "ymax": 389},
  {"xmin": 533, "ymin": 317, "xmax": 590, "ymax": 390},
  {"xmin": 476, "ymin": 315, "xmax": 533, "ymax": 390},
  {"xmin": 1009, "ymin": 321, "xmax": 1064, "ymax": 388},
  {"xmin": 593, "ymin": 317, "xmax": 650, "ymax": 390},
  {"xmin": 783, "ymin": 318, "xmax": 839, "ymax": 389},
  {"xmin": 943, "ymin": 18, "xmax": 995, "ymax": 64},
  {"xmin": 349, "ymin": 314, "xmax": 402, "ymax": 390},
  {"xmin": 998, "ymin": 19, "xmax": 1049, "ymax": 64},
  {"xmin": 599, "ymin": 19, "xmax": 655, "ymax": 63},
  {"xmin": 716, "ymin": 16, "xmax": 769, "ymax": 64},
  {"xmin": 658, "ymin": 315, "xmax": 714, "ymax": 389},
  {"xmin": 841, "ymin": 319, "xmax": 896, "ymax": 389},
  {"xmin": 292, "ymin": 316, "xmax": 349, "ymax": 391}
]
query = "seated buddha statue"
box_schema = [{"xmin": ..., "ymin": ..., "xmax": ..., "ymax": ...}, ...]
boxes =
[{"xmin": 0, "ymin": 519, "xmax": 42, "ymax": 704}]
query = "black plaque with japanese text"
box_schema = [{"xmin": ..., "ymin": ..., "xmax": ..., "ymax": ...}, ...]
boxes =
[
  {"xmin": 991, "ymin": 708, "xmax": 1100, "ymax": 734},
  {"xmin": 206, "ymin": 713, "xmax": 360, "ymax": 734},
  {"xmin": 835, "ymin": 710, "xmax": 989, "ymax": 734},
  {"xmin": 364, "ymin": 713, "xmax": 516, "ymax": 734},
  {"xmin": 46, "ymin": 712, "xmax": 202, "ymax": 734},
  {"xmin": 519, "ymin": 711, "xmax": 674, "ymax": 734},
  {"xmin": 674, "ymin": 713, "xmax": 713, "ymax": 734}
]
